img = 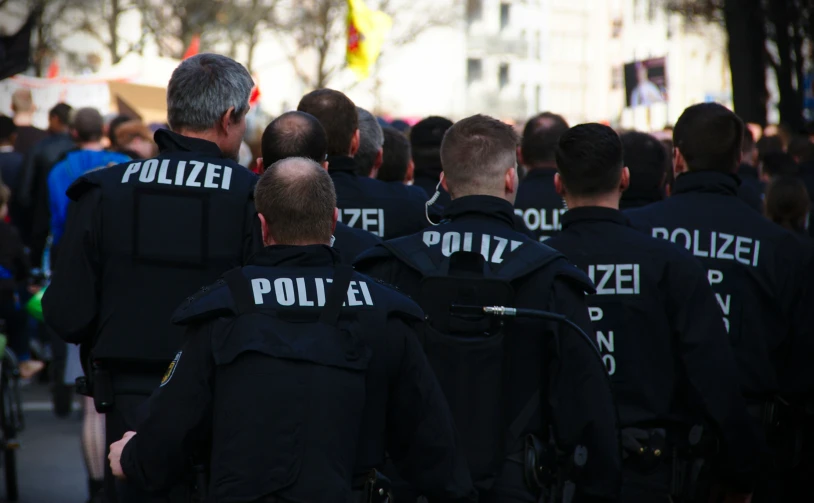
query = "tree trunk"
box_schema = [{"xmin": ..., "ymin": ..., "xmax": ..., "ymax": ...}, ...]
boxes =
[
  {"xmin": 723, "ymin": 0, "xmax": 767, "ymax": 126},
  {"xmin": 767, "ymin": 0, "xmax": 804, "ymax": 131},
  {"xmin": 108, "ymin": 0, "xmax": 121, "ymax": 64}
]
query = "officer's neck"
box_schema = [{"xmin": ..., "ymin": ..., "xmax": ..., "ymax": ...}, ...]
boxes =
[
  {"xmin": 525, "ymin": 162, "xmax": 557, "ymax": 172},
  {"xmin": 176, "ymin": 128, "xmax": 226, "ymax": 152},
  {"xmin": 563, "ymin": 192, "xmax": 620, "ymax": 211},
  {"xmin": 13, "ymin": 113, "xmax": 34, "ymax": 127}
]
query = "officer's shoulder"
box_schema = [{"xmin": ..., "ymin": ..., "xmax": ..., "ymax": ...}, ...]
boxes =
[
  {"xmin": 354, "ymin": 241, "xmax": 398, "ymax": 266},
  {"xmin": 546, "ymin": 255, "xmax": 595, "ymax": 295},
  {"xmin": 354, "ymin": 270, "xmax": 424, "ymax": 322},
  {"xmin": 171, "ymin": 276, "xmax": 235, "ymax": 326}
]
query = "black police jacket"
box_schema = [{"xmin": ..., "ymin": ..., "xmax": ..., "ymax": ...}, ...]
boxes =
[
  {"xmin": 626, "ymin": 171, "xmax": 814, "ymax": 399},
  {"xmin": 514, "ymin": 169, "xmax": 566, "ymax": 242},
  {"xmin": 329, "ymin": 156, "xmax": 429, "ymax": 239},
  {"xmin": 334, "ymin": 221, "xmax": 382, "ymax": 264},
  {"xmin": 619, "ymin": 187, "xmax": 664, "ymax": 210},
  {"xmin": 356, "ymin": 195, "xmax": 622, "ymax": 502},
  {"xmin": 42, "ymin": 129, "xmax": 260, "ymax": 367},
  {"xmin": 120, "ymin": 245, "xmax": 476, "ymax": 502},
  {"xmin": 736, "ymin": 164, "xmax": 764, "ymax": 213},
  {"xmin": 547, "ymin": 206, "xmax": 766, "ymax": 491}
]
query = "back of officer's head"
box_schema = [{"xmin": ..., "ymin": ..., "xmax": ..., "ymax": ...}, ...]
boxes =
[
  {"xmin": 167, "ymin": 54, "xmax": 253, "ymax": 160},
  {"xmin": 673, "ymin": 103, "xmax": 743, "ymax": 174},
  {"xmin": 620, "ymin": 131, "xmax": 667, "ymax": 195},
  {"xmin": 254, "ymin": 157, "xmax": 337, "ymax": 246},
  {"xmin": 297, "ymin": 89, "xmax": 358, "ymax": 158},
  {"xmin": 356, "ymin": 107, "xmax": 384, "ymax": 177},
  {"xmin": 741, "ymin": 127, "xmax": 758, "ymax": 167},
  {"xmin": 555, "ymin": 123, "xmax": 627, "ymax": 202},
  {"xmin": 72, "ymin": 108, "xmax": 104, "ymax": 144},
  {"xmin": 379, "ymin": 127, "xmax": 412, "ymax": 183},
  {"xmin": 440, "ymin": 115, "xmax": 519, "ymax": 202},
  {"xmin": 260, "ymin": 112, "xmax": 327, "ymax": 169},
  {"xmin": 411, "ymin": 116, "xmax": 453, "ymax": 177},
  {"xmin": 0, "ymin": 116, "xmax": 16, "ymax": 146},
  {"xmin": 521, "ymin": 112, "xmax": 569, "ymax": 169},
  {"xmin": 765, "ymin": 175, "xmax": 810, "ymax": 234}
]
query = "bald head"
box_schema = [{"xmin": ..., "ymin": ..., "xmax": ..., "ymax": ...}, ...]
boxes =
[
  {"xmin": 11, "ymin": 89, "xmax": 34, "ymax": 115},
  {"xmin": 521, "ymin": 112, "xmax": 569, "ymax": 168},
  {"xmin": 72, "ymin": 107, "xmax": 104, "ymax": 143},
  {"xmin": 261, "ymin": 112, "xmax": 328, "ymax": 167},
  {"xmin": 254, "ymin": 157, "xmax": 337, "ymax": 245}
]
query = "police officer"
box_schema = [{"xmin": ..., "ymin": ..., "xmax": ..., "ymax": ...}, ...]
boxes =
[
  {"xmin": 297, "ymin": 90, "xmax": 428, "ymax": 239},
  {"xmin": 515, "ymin": 112, "xmax": 570, "ymax": 241},
  {"xmin": 736, "ymin": 128, "xmax": 763, "ymax": 213},
  {"xmin": 546, "ymin": 123, "xmax": 765, "ymax": 502},
  {"xmin": 410, "ymin": 116, "xmax": 454, "ymax": 207},
  {"xmin": 107, "ymin": 158, "xmax": 476, "ymax": 503},
  {"xmin": 626, "ymin": 103, "xmax": 814, "ymax": 503},
  {"xmin": 256, "ymin": 111, "xmax": 381, "ymax": 264},
  {"xmin": 42, "ymin": 53, "xmax": 259, "ymax": 503},
  {"xmin": 356, "ymin": 115, "xmax": 622, "ymax": 502},
  {"xmin": 618, "ymin": 131, "xmax": 670, "ymax": 210}
]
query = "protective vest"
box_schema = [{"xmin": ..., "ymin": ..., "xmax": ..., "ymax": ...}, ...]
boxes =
[
  {"xmin": 68, "ymin": 146, "xmax": 257, "ymax": 363},
  {"xmin": 172, "ymin": 262, "xmax": 423, "ymax": 502},
  {"xmin": 372, "ymin": 217, "xmax": 590, "ymax": 491}
]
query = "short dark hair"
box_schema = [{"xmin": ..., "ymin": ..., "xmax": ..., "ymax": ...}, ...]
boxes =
[
  {"xmin": 108, "ymin": 114, "xmax": 133, "ymax": 148},
  {"xmin": 49, "ymin": 103, "xmax": 72, "ymax": 126},
  {"xmin": 440, "ymin": 115, "xmax": 519, "ymax": 197},
  {"xmin": 410, "ymin": 116, "xmax": 453, "ymax": 177},
  {"xmin": 673, "ymin": 103, "xmax": 743, "ymax": 173},
  {"xmin": 0, "ymin": 116, "xmax": 16, "ymax": 142},
  {"xmin": 378, "ymin": 127, "xmax": 411, "ymax": 182},
  {"xmin": 765, "ymin": 175, "xmax": 810, "ymax": 233},
  {"xmin": 72, "ymin": 108, "xmax": 104, "ymax": 143},
  {"xmin": 521, "ymin": 112, "xmax": 570, "ymax": 166},
  {"xmin": 254, "ymin": 157, "xmax": 337, "ymax": 244},
  {"xmin": 788, "ymin": 135, "xmax": 814, "ymax": 163},
  {"xmin": 261, "ymin": 112, "xmax": 327, "ymax": 167},
  {"xmin": 757, "ymin": 135, "xmax": 784, "ymax": 161},
  {"xmin": 762, "ymin": 152, "xmax": 799, "ymax": 178},
  {"xmin": 297, "ymin": 89, "xmax": 358, "ymax": 157},
  {"xmin": 741, "ymin": 127, "xmax": 755, "ymax": 156},
  {"xmin": 556, "ymin": 123, "xmax": 624, "ymax": 196},
  {"xmin": 620, "ymin": 131, "xmax": 667, "ymax": 193}
]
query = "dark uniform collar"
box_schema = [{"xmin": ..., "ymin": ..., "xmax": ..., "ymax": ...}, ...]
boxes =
[
  {"xmin": 443, "ymin": 195, "xmax": 516, "ymax": 227},
  {"xmin": 561, "ymin": 206, "xmax": 628, "ymax": 230},
  {"xmin": 249, "ymin": 244, "xmax": 341, "ymax": 268},
  {"xmin": 738, "ymin": 163, "xmax": 759, "ymax": 180},
  {"xmin": 522, "ymin": 167, "xmax": 557, "ymax": 180},
  {"xmin": 327, "ymin": 155, "xmax": 360, "ymax": 174},
  {"xmin": 673, "ymin": 170, "xmax": 740, "ymax": 197},
  {"xmin": 620, "ymin": 187, "xmax": 663, "ymax": 209},
  {"xmin": 154, "ymin": 129, "xmax": 225, "ymax": 158}
]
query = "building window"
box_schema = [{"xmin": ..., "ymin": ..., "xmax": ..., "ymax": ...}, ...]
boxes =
[
  {"xmin": 499, "ymin": 63, "xmax": 510, "ymax": 89},
  {"xmin": 467, "ymin": 58, "xmax": 483, "ymax": 85},
  {"xmin": 647, "ymin": 0, "xmax": 657, "ymax": 22},
  {"xmin": 467, "ymin": 0, "xmax": 483, "ymax": 23},
  {"xmin": 535, "ymin": 31, "xmax": 542, "ymax": 60},
  {"xmin": 535, "ymin": 84, "xmax": 541, "ymax": 112},
  {"xmin": 611, "ymin": 66, "xmax": 623, "ymax": 89},
  {"xmin": 500, "ymin": 3, "xmax": 511, "ymax": 31},
  {"xmin": 611, "ymin": 18, "xmax": 623, "ymax": 38}
]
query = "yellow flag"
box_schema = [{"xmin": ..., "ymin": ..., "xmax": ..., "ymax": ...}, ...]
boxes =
[{"xmin": 346, "ymin": 0, "xmax": 392, "ymax": 80}]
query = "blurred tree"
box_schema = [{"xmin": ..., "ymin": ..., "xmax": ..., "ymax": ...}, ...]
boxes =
[
  {"xmin": 75, "ymin": 0, "xmax": 145, "ymax": 65},
  {"xmin": 275, "ymin": 0, "xmax": 459, "ymax": 89},
  {"xmin": 666, "ymin": 0, "xmax": 812, "ymax": 129}
]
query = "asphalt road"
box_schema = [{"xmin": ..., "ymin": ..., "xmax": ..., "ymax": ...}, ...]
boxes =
[{"xmin": 4, "ymin": 381, "xmax": 87, "ymax": 503}]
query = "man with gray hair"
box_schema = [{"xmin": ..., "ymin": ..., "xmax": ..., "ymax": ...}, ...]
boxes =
[
  {"xmin": 356, "ymin": 107, "xmax": 384, "ymax": 178},
  {"xmin": 43, "ymin": 53, "xmax": 259, "ymax": 503}
]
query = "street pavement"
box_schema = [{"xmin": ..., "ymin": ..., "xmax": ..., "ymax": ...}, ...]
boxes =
[{"xmin": 3, "ymin": 381, "xmax": 86, "ymax": 503}]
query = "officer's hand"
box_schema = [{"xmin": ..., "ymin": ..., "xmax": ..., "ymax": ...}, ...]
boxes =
[{"xmin": 108, "ymin": 431, "xmax": 137, "ymax": 479}]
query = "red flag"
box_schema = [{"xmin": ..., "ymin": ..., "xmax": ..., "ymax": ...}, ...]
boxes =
[
  {"xmin": 249, "ymin": 85, "xmax": 261, "ymax": 107},
  {"xmin": 182, "ymin": 35, "xmax": 200, "ymax": 60},
  {"xmin": 46, "ymin": 58, "xmax": 59, "ymax": 78}
]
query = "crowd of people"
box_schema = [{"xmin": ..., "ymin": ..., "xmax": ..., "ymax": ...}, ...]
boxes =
[{"xmin": 1, "ymin": 52, "xmax": 814, "ymax": 503}]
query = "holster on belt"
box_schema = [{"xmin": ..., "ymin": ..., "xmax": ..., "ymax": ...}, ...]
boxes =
[
  {"xmin": 520, "ymin": 433, "xmax": 587, "ymax": 503},
  {"xmin": 621, "ymin": 428, "xmax": 667, "ymax": 473},
  {"xmin": 361, "ymin": 469, "xmax": 393, "ymax": 503},
  {"xmin": 90, "ymin": 364, "xmax": 114, "ymax": 413}
]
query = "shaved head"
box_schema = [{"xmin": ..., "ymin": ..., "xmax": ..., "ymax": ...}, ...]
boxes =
[
  {"xmin": 261, "ymin": 111, "xmax": 328, "ymax": 167},
  {"xmin": 11, "ymin": 89, "xmax": 34, "ymax": 114},
  {"xmin": 441, "ymin": 114, "xmax": 519, "ymax": 198},
  {"xmin": 254, "ymin": 157, "xmax": 336, "ymax": 245}
]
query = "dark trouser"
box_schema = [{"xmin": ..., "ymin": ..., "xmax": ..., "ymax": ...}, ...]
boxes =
[
  {"xmin": 620, "ymin": 465, "xmax": 672, "ymax": 503},
  {"xmin": 104, "ymin": 393, "xmax": 190, "ymax": 503}
]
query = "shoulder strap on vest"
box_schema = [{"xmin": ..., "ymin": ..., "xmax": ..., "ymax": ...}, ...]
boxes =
[
  {"xmin": 319, "ymin": 265, "xmax": 354, "ymax": 326},
  {"xmin": 224, "ymin": 268, "xmax": 256, "ymax": 315},
  {"xmin": 381, "ymin": 238, "xmax": 438, "ymax": 276},
  {"xmin": 494, "ymin": 242, "xmax": 564, "ymax": 281}
]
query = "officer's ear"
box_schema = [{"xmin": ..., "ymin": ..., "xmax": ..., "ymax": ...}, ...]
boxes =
[
  {"xmin": 554, "ymin": 172, "xmax": 566, "ymax": 197},
  {"xmin": 620, "ymin": 166, "xmax": 630, "ymax": 192},
  {"xmin": 673, "ymin": 147, "xmax": 688, "ymax": 176},
  {"xmin": 505, "ymin": 166, "xmax": 517, "ymax": 194},
  {"xmin": 257, "ymin": 212, "xmax": 272, "ymax": 246},
  {"xmin": 322, "ymin": 161, "xmax": 329, "ymax": 171},
  {"xmin": 220, "ymin": 107, "xmax": 235, "ymax": 134},
  {"xmin": 404, "ymin": 160, "xmax": 415, "ymax": 185},
  {"xmin": 440, "ymin": 171, "xmax": 449, "ymax": 193},
  {"xmin": 372, "ymin": 148, "xmax": 383, "ymax": 178},
  {"xmin": 350, "ymin": 129, "xmax": 361, "ymax": 157},
  {"xmin": 332, "ymin": 207, "xmax": 339, "ymax": 235}
]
